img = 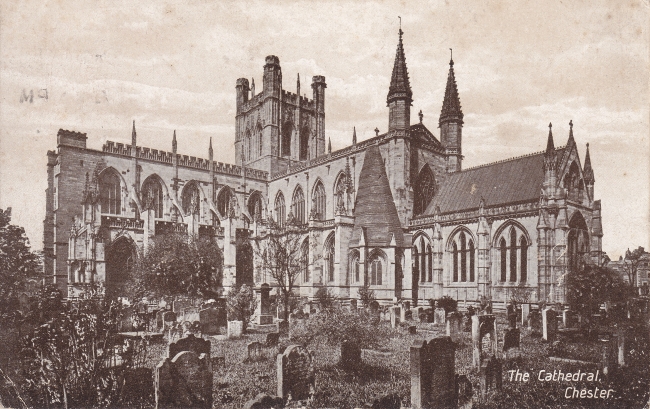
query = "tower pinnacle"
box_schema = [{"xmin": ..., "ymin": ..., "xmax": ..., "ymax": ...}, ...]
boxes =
[
  {"xmin": 439, "ymin": 55, "xmax": 463, "ymax": 127},
  {"xmin": 387, "ymin": 28, "xmax": 412, "ymax": 106}
]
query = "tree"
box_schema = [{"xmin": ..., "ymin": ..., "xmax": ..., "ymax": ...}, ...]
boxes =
[
  {"xmin": 132, "ymin": 233, "xmax": 223, "ymax": 303},
  {"xmin": 0, "ymin": 208, "xmax": 42, "ymax": 318},
  {"xmin": 226, "ymin": 284, "xmax": 256, "ymax": 332},
  {"xmin": 623, "ymin": 246, "xmax": 645, "ymax": 287},
  {"xmin": 255, "ymin": 220, "xmax": 306, "ymax": 320}
]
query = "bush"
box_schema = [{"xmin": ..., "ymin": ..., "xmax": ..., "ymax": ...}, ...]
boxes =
[
  {"xmin": 226, "ymin": 284, "xmax": 256, "ymax": 332},
  {"xmin": 314, "ymin": 287, "xmax": 336, "ymax": 312},
  {"xmin": 435, "ymin": 295, "xmax": 458, "ymax": 314},
  {"xmin": 358, "ymin": 283, "xmax": 376, "ymax": 307}
]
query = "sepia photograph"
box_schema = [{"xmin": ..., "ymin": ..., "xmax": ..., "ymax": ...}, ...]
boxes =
[{"xmin": 0, "ymin": 1, "xmax": 648, "ymax": 408}]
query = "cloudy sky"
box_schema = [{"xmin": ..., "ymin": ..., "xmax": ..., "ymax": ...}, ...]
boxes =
[{"xmin": 0, "ymin": 0, "xmax": 648, "ymax": 258}]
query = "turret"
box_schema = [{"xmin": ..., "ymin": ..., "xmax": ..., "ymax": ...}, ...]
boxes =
[
  {"xmin": 543, "ymin": 123, "xmax": 557, "ymax": 197},
  {"xmin": 263, "ymin": 55, "xmax": 282, "ymax": 95},
  {"xmin": 235, "ymin": 78, "xmax": 250, "ymax": 115},
  {"xmin": 387, "ymin": 28, "xmax": 412, "ymax": 135},
  {"xmin": 583, "ymin": 143, "xmax": 595, "ymax": 202},
  {"xmin": 439, "ymin": 51, "xmax": 464, "ymax": 172},
  {"xmin": 312, "ymin": 75, "xmax": 326, "ymax": 157}
]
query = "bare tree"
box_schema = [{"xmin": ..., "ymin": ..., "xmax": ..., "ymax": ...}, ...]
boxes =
[
  {"xmin": 254, "ymin": 219, "xmax": 307, "ymax": 320},
  {"xmin": 623, "ymin": 246, "xmax": 645, "ymax": 287}
]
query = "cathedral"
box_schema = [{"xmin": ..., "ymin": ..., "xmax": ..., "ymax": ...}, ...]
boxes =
[{"xmin": 43, "ymin": 29, "xmax": 604, "ymax": 306}]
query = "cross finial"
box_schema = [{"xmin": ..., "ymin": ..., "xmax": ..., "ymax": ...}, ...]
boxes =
[
  {"xmin": 569, "ymin": 119, "xmax": 573, "ymax": 129},
  {"xmin": 374, "ymin": 127, "xmax": 379, "ymax": 137},
  {"xmin": 418, "ymin": 110, "xmax": 423, "ymax": 123},
  {"xmin": 549, "ymin": 122, "xmax": 552, "ymax": 130},
  {"xmin": 449, "ymin": 48, "xmax": 453, "ymax": 66},
  {"xmin": 398, "ymin": 16, "xmax": 403, "ymax": 37}
]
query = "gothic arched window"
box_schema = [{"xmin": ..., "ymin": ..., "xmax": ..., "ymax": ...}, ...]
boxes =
[
  {"xmin": 257, "ymin": 125, "xmax": 263, "ymax": 157},
  {"xmin": 245, "ymin": 129, "xmax": 252, "ymax": 161},
  {"xmin": 141, "ymin": 176, "xmax": 164, "ymax": 218},
  {"xmin": 369, "ymin": 251, "xmax": 383, "ymax": 286},
  {"xmin": 217, "ymin": 187, "xmax": 233, "ymax": 218},
  {"xmin": 413, "ymin": 246, "xmax": 420, "ymax": 283},
  {"xmin": 291, "ymin": 186, "xmax": 305, "ymax": 225},
  {"xmin": 419, "ymin": 237, "xmax": 426, "ymax": 283},
  {"xmin": 248, "ymin": 192, "xmax": 263, "ymax": 221},
  {"xmin": 509, "ymin": 228, "xmax": 517, "ymax": 282},
  {"xmin": 520, "ymin": 237, "xmax": 528, "ymax": 283},
  {"xmin": 300, "ymin": 126, "xmax": 309, "ymax": 161},
  {"xmin": 99, "ymin": 170, "xmax": 121, "ymax": 215},
  {"xmin": 274, "ymin": 192, "xmax": 286, "ymax": 227},
  {"xmin": 313, "ymin": 181, "xmax": 326, "ymax": 221},
  {"xmin": 426, "ymin": 244, "xmax": 433, "ymax": 282},
  {"xmin": 325, "ymin": 234, "xmax": 335, "ymax": 282},
  {"xmin": 182, "ymin": 182, "xmax": 200, "ymax": 216},
  {"xmin": 452, "ymin": 242, "xmax": 459, "ymax": 282},
  {"xmin": 469, "ymin": 239, "xmax": 475, "ymax": 282},
  {"xmin": 301, "ymin": 238, "xmax": 310, "ymax": 283},
  {"xmin": 500, "ymin": 238, "xmax": 507, "ymax": 282},
  {"xmin": 414, "ymin": 165, "xmax": 436, "ymax": 216},
  {"xmin": 496, "ymin": 223, "xmax": 529, "ymax": 283},
  {"xmin": 349, "ymin": 250, "xmax": 360, "ymax": 283},
  {"xmin": 282, "ymin": 122, "xmax": 292, "ymax": 157},
  {"xmin": 460, "ymin": 232, "xmax": 467, "ymax": 282}
]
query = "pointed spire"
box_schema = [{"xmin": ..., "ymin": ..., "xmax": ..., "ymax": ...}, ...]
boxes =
[
  {"xmin": 545, "ymin": 122, "xmax": 555, "ymax": 153},
  {"xmin": 328, "ymin": 138, "xmax": 332, "ymax": 153},
  {"xmin": 131, "ymin": 120, "xmax": 136, "ymax": 147},
  {"xmin": 543, "ymin": 122, "xmax": 557, "ymax": 172},
  {"xmin": 583, "ymin": 142, "xmax": 595, "ymax": 184},
  {"xmin": 251, "ymin": 78, "xmax": 255, "ymax": 97},
  {"xmin": 172, "ymin": 130, "xmax": 177, "ymax": 153},
  {"xmin": 352, "ymin": 127, "xmax": 357, "ymax": 145},
  {"xmin": 387, "ymin": 27, "xmax": 412, "ymax": 105},
  {"xmin": 208, "ymin": 137, "xmax": 213, "ymax": 160},
  {"xmin": 566, "ymin": 119, "xmax": 575, "ymax": 147},
  {"xmin": 439, "ymin": 50, "xmax": 464, "ymax": 126},
  {"xmin": 297, "ymin": 73, "xmax": 300, "ymax": 96}
]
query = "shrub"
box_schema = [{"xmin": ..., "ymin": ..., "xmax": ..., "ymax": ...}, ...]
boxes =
[
  {"xmin": 226, "ymin": 284, "xmax": 256, "ymax": 332},
  {"xmin": 314, "ymin": 287, "xmax": 336, "ymax": 312},
  {"xmin": 358, "ymin": 283, "xmax": 376, "ymax": 307},
  {"xmin": 436, "ymin": 295, "xmax": 458, "ymax": 314}
]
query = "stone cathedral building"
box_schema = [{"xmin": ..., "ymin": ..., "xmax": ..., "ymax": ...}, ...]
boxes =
[{"xmin": 43, "ymin": 29, "xmax": 604, "ymax": 306}]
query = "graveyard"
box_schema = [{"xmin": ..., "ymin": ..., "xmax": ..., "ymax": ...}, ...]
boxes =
[{"xmin": 90, "ymin": 297, "xmax": 650, "ymax": 409}]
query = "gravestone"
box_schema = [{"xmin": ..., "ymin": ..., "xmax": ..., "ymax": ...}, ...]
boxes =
[
  {"xmin": 371, "ymin": 394, "xmax": 401, "ymax": 409},
  {"xmin": 277, "ymin": 345, "xmax": 315, "ymax": 401},
  {"xmin": 401, "ymin": 301, "xmax": 411, "ymax": 321},
  {"xmin": 119, "ymin": 306, "xmax": 135, "ymax": 332},
  {"xmin": 277, "ymin": 320, "xmax": 289, "ymax": 335},
  {"xmin": 412, "ymin": 306, "xmax": 423, "ymax": 322},
  {"xmin": 456, "ymin": 374, "xmax": 473, "ymax": 409},
  {"xmin": 542, "ymin": 308, "xmax": 558, "ymax": 342},
  {"xmin": 410, "ymin": 336, "xmax": 457, "ymax": 409},
  {"xmin": 408, "ymin": 325, "xmax": 417, "ymax": 335},
  {"xmin": 528, "ymin": 309, "xmax": 542, "ymax": 335},
  {"xmin": 173, "ymin": 299, "xmax": 192, "ymax": 314},
  {"xmin": 521, "ymin": 303, "xmax": 530, "ymax": 327},
  {"xmin": 390, "ymin": 306, "xmax": 401, "ymax": 328},
  {"xmin": 266, "ymin": 332, "xmax": 280, "ymax": 348},
  {"xmin": 156, "ymin": 310, "xmax": 166, "ymax": 329},
  {"xmin": 562, "ymin": 309, "xmax": 577, "ymax": 328},
  {"xmin": 340, "ymin": 339, "xmax": 362, "ymax": 370},
  {"xmin": 446, "ymin": 312, "xmax": 462, "ymax": 343},
  {"xmin": 199, "ymin": 307, "xmax": 220, "ymax": 335},
  {"xmin": 163, "ymin": 311, "xmax": 176, "ymax": 325},
  {"xmin": 616, "ymin": 328, "xmax": 625, "ymax": 367},
  {"xmin": 183, "ymin": 307, "xmax": 200, "ymax": 323},
  {"xmin": 227, "ymin": 320, "xmax": 243, "ymax": 338},
  {"xmin": 256, "ymin": 283, "xmax": 274, "ymax": 325},
  {"xmin": 434, "ymin": 308, "xmax": 446, "ymax": 325},
  {"xmin": 601, "ymin": 338, "xmax": 616, "ymax": 375},
  {"xmin": 247, "ymin": 341, "xmax": 264, "ymax": 361},
  {"xmin": 472, "ymin": 314, "xmax": 497, "ymax": 368},
  {"xmin": 506, "ymin": 302, "xmax": 517, "ymax": 329},
  {"xmin": 155, "ymin": 350, "xmax": 212, "ymax": 409},
  {"xmin": 480, "ymin": 355, "xmax": 502, "ymax": 399},
  {"xmin": 168, "ymin": 334, "xmax": 211, "ymax": 360},
  {"xmin": 243, "ymin": 393, "xmax": 284, "ymax": 409},
  {"xmin": 369, "ymin": 300, "xmax": 380, "ymax": 315},
  {"xmin": 502, "ymin": 328, "xmax": 520, "ymax": 358},
  {"xmin": 349, "ymin": 298, "xmax": 357, "ymax": 311}
]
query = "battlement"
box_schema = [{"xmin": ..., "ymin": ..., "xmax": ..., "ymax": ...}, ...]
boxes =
[
  {"xmin": 102, "ymin": 141, "xmax": 269, "ymax": 180},
  {"xmin": 57, "ymin": 129, "xmax": 87, "ymax": 149}
]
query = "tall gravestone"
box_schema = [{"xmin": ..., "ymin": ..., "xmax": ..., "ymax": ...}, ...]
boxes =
[
  {"xmin": 228, "ymin": 320, "xmax": 243, "ymax": 338},
  {"xmin": 480, "ymin": 355, "xmax": 502, "ymax": 399},
  {"xmin": 502, "ymin": 328, "xmax": 520, "ymax": 358},
  {"xmin": 412, "ymin": 306, "xmax": 423, "ymax": 322},
  {"xmin": 434, "ymin": 307, "xmax": 447, "ymax": 326},
  {"xmin": 528, "ymin": 309, "xmax": 542, "ymax": 335},
  {"xmin": 199, "ymin": 307, "xmax": 220, "ymax": 335},
  {"xmin": 410, "ymin": 336, "xmax": 457, "ymax": 409},
  {"xmin": 506, "ymin": 302, "xmax": 517, "ymax": 329},
  {"xmin": 446, "ymin": 312, "xmax": 462, "ymax": 343},
  {"xmin": 542, "ymin": 308, "xmax": 557, "ymax": 342},
  {"xmin": 521, "ymin": 303, "xmax": 530, "ymax": 327},
  {"xmin": 340, "ymin": 339, "xmax": 362, "ymax": 370},
  {"xmin": 277, "ymin": 345, "xmax": 315, "ymax": 402},
  {"xmin": 390, "ymin": 306, "xmax": 401, "ymax": 328},
  {"xmin": 472, "ymin": 314, "xmax": 497, "ymax": 368},
  {"xmin": 256, "ymin": 283, "xmax": 274, "ymax": 325}
]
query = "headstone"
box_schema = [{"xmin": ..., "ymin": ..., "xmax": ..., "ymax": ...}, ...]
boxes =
[
  {"xmin": 390, "ymin": 306, "xmax": 401, "ymax": 328},
  {"xmin": 349, "ymin": 298, "xmax": 357, "ymax": 311},
  {"xmin": 247, "ymin": 341, "xmax": 264, "ymax": 361},
  {"xmin": 156, "ymin": 310, "xmax": 165, "ymax": 329},
  {"xmin": 412, "ymin": 306, "xmax": 423, "ymax": 322},
  {"xmin": 506, "ymin": 302, "xmax": 517, "ymax": 329},
  {"xmin": 456, "ymin": 374, "xmax": 473, "ymax": 409},
  {"xmin": 168, "ymin": 334, "xmax": 211, "ymax": 361},
  {"xmin": 199, "ymin": 307, "xmax": 220, "ymax": 335},
  {"xmin": 601, "ymin": 338, "xmax": 616, "ymax": 375},
  {"xmin": 562, "ymin": 309, "xmax": 577, "ymax": 328},
  {"xmin": 266, "ymin": 332, "xmax": 280, "ymax": 348},
  {"xmin": 172, "ymin": 299, "xmax": 192, "ymax": 314},
  {"xmin": 277, "ymin": 320, "xmax": 289, "ymax": 335},
  {"xmin": 521, "ymin": 303, "xmax": 530, "ymax": 327},
  {"xmin": 410, "ymin": 336, "xmax": 457, "ymax": 409},
  {"xmin": 277, "ymin": 345, "xmax": 315, "ymax": 401},
  {"xmin": 542, "ymin": 308, "xmax": 558, "ymax": 342},
  {"xmin": 472, "ymin": 314, "xmax": 497, "ymax": 368},
  {"xmin": 434, "ymin": 308, "xmax": 446, "ymax": 325},
  {"xmin": 227, "ymin": 320, "xmax": 243, "ymax": 338},
  {"xmin": 446, "ymin": 312, "xmax": 462, "ymax": 343},
  {"xmin": 243, "ymin": 393, "xmax": 284, "ymax": 409},
  {"xmin": 480, "ymin": 355, "xmax": 502, "ymax": 399},
  {"xmin": 340, "ymin": 339, "xmax": 362, "ymax": 370},
  {"xmin": 119, "ymin": 306, "xmax": 135, "ymax": 332},
  {"xmin": 502, "ymin": 328, "xmax": 520, "ymax": 358},
  {"xmin": 371, "ymin": 394, "xmax": 401, "ymax": 409},
  {"xmin": 528, "ymin": 309, "xmax": 542, "ymax": 335},
  {"xmin": 408, "ymin": 325, "xmax": 417, "ymax": 335},
  {"xmin": 256, "ymin": 284, "xmax": 274, "ymax": 325},
  {"xmin": 183, "ymin": 307, "xmax": 200, "ymax": 323},
  {"xmin": 616, "ymin": 329, "xmax": 625, "ymax": 367},
  {"xmin": 155, "ymin": 350, "xmax": 212, "ymax": 409},
  {"xmin": 163, "ymin": 311, "xmax": 176, "ymax": 326}
]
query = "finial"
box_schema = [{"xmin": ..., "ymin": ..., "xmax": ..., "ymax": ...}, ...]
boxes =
[
  {"xmin": 374, "ymin": 127, "xmax": 379, "ymax": 137},
  {"xmin": 450, "ymin": 48, "xmax": 453, "ymax": 66},
  {"xmin": 586, "ymin": 142, "xmax": 589, "ymax": 148},
  {"xmin": 418, "ymin": 110, "xmax": 423, "ymax": 124},
  {"xmin": 172, "ymin": 130, "xmax": 177, "ymax": 152},
  {"xmin": 209, "ymin": 137, "xmax": 213, "ymax": 154},
  {"xmin": 569, "ymin": 119, "xmax": 573, "ymax": 129},
  {"xmin": 328, "ymin": 138, "xmax": 332, "ymax": 153},
  {"xmin": 549, "ymin": 122, "xmax": 552, "ymax": 129},
  {"xmin": 398, "ymin": 16, "xmax": 402, "ymax": 35},
  {"xmin": 352, "ymin": 126, "xmax": 357, "ymax": 145}
]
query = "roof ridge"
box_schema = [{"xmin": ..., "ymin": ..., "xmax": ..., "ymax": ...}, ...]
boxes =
[{"xmin": 461, "ymin": 146, "xmax": 566, "ymax": 172}]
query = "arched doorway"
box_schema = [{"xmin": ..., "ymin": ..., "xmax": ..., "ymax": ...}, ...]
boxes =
[
  {"xmin": 568, "ymin": 212, "xmax": 589, "ymax": 274},
  {"xmin": 105, "ymin": 236, "xmax": 136, "ymax": 297},
  {"xmin": 236, "ymin": 229, "xmax": 254, "ymax": 287}
]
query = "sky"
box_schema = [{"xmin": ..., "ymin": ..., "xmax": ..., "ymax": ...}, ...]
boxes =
[{"xmin": 0, "ymin": 0, "xmax": 648, "ymax": 259}]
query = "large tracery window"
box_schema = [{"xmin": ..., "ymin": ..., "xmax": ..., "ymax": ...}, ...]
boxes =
[
  {"xmin": 182, "ymin": 182, "xmax": 200, "ymax": 215},
  {"xmin": 274, "ymin": 192, "xmax": 286, "ymax": 227},
  {"xmin": 217, "ymin": 187, "xmax": 233, "ymax": 218},
  {"xmin": 313, "ymin": 181, "xmax": 326, "ymax": 221},
  {"xmin": 300, "ymin": 126, "xmax": 309, "ymax": 161},
  {"xmin": 141, "ymin": 176, "xmax": 164, "ymax": 218},
  {"xmin": 99, "ymin": 170, "xmax": 122, "ymax": 215},
  {"xmin": 564, "ymin": 162, "xmax": 584, "ymax": 203},
  {"xmin": 349, "ymin": 250, "xmax": 360, "ymax": 283},
  {"xmin": 301, "ymin": 238, "xmax": 310, "ymax": 283},
  {"xmin": 414, "ymin": 165, "xmax": 436, "ymax": 216},
  {"xmin": 451, "ymin": 230, "xmax": 475, "ymax": 283},
  {"xmin": 282, "ymin": 122, "xmax": 292, "ymax": 157},
  {"xmin": 291, "ymin": 187, "xmax": 305, "ymax": 225},
  {"xmin": 497, "ymin": 224, "xmax": 529, "ymax": 283},
  {"xmin": 325, "ymin": 234, "xmax": 335, "ymax": 282},
  {"xmin": 245, "ymin": 129, "xmax": 252, "ymax": 161},
  {"xmin": 413, "ymin": 236, "xmax": 433, "ymax": 283},
  {"xmin": 248, "ymin": 192, "xmax": 263, "ymax": 221},
  {"xmin": 369, "ymin": 251, "xmax": 384, "ymax": 286}
]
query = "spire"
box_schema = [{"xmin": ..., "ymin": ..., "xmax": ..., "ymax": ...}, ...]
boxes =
[
  {"xmin": 439, "ymin": 50, "xmax": 464, "ymax": 126},
  {"xmin": 386, "ymin": 28, "xmax": 412, "ymax": 105},
  {"xmin": 251, "ymin": 78, "xmax": 255, "ymax": 97},
  {"xmin": 543, "ymin": 122, "xmax": 557, "ymax": 172},
  {"xmin": 172, "ymin": 130, "xmax": 177, "ymax": 153},
  {"xmin": 583, "ymin": 142, "xmax": 595, "ymax": 184},
  {"xmin": 208, "ymin": 137, "xmax": 213, "ymax": 160},
  {"xmin": 131, "ymin": 120, "xmax": 136, "ymax": 147},
  {"xmin": 297, "ymin": 73, "xmax": 300, "ymax": 96},
  {"xmin": 328, "ymin": 138, "xmax": 332, "ymax": 153},
  {"xmin": 352, "ymin": 127, "xmax": 357, "ymax": 145},
  {"xmin": 566, "ymin": 119, "xmax": 575, "ymax": 148}
]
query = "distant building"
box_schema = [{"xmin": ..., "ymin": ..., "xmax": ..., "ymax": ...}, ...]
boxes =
[
  {"xmin": 43, "ymin": 29, "xmax": 604, "ymax": 305},
  {"xmin": 608, "ymin": 250, "xmax": 650, "ymax": 291}
]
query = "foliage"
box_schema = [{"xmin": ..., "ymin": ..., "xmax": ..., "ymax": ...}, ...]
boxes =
[
  {"xmin": 132, "ymin": 233, "xmax": 223, "ymax": 302},
  {"xmin": 623, "ymin": 246, "xmax": 646, "ymax": 287},
  {"xmin": 226, "ymin": 284, "xmax": 256, "ymax": 332},
  {"xmin": 314, "ymin": 287, "xmax": 336, "ymax": 312},
  {"xmin": 508, "ymin": 281, "xmax": 532, "ymax": 306},
  {"xmin": 435, "ymin": 295, "xmax": 458, "ymax": 314},
  {"xmin": 0, "ymin": 208, "xmax": 42, "ymax": 321},
  {"xmin": 357, "ymin": 282, "xmax": 376, "ymax": 307},
  {"xmin": 255, "ymin": 221, "xmax": 307, "ymax": 320},
  {"xmin": 19, "ymin": 292, "xmax": 152, "ymax": 409},
  {"xmin": 567, "ymin": 263, "xmax": 631, "ymax": 328},
  {"xmin": 289, "ymin": 309, "xmax": 391, "ymax": 349}
]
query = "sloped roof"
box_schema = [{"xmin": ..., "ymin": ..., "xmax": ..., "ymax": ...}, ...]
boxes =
[
  {"xmin": 423, "ymin": 148, "xmax": 565, "ymax": 215},
  {"xmin": 409, "ymin": 123, "xmax": 442, "ymax": 148},
  {"xmin": 352, "ymin": 145, "xmax": 404, "ymax": 247},
  {"xmin": 387, "ymin": 29, "xmax": 412, "ymax": 104},
  {"xmin": 439, "ymin": 59, "xmax": 463, "ymax": 125}
]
